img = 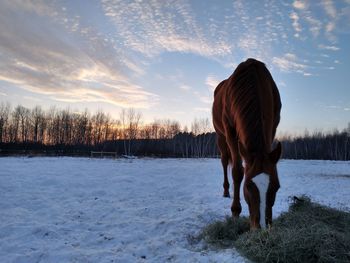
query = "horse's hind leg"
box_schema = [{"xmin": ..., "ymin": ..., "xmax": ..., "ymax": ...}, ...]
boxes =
[
  {"xmin": 231, "ymin": 145, "xmax": 243, "ymax": 217},
  {"xmin": 223, "ymin": 122, "xmax": 243, "ymax": 217},
  {"xmin": 221, "ymin": 154, "xmax": 230, "ymax": 198},
  {"xmin": 218, "ymin": 135, "xmax": 230, "ymax": 198}
]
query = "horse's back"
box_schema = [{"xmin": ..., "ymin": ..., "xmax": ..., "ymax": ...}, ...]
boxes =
[{"xmin": 214, "ymin": 58, "xmax": 281, "ymax": 152}]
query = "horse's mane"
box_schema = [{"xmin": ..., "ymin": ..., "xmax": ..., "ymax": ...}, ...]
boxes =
[{"xmin": 226, "ymin": 59, "xmax": 273, "ymax": 153}]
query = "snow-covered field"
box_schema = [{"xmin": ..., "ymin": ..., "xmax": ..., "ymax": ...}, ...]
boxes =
[{"xmin": 0, "ymin": 157, "xmax": 349, "ymax": 263}]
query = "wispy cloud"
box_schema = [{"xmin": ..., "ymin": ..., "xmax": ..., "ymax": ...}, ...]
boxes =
[
  {"xmin": 272, "ymin": 53, "xmax": 309, "ymax": 74},
  {"xmin": 179, "ymin": 85, "xmax": 191, "ymax": 91},
  {"xmin": 101, "ymin": 0, "xmax": 232, "ymax": 59},
  {"xmin": 278, "ymin": 81, "xmax": 287, "ymax": 87},
  {"xmin": 318, "ymin": 44, "xmax": 340, "ymax": 51},
  {"xmin": 326, "ymin": 105, "xmax": 341, "ymax": 109},
  {"xmin": 293, "ymin": 0, "xmax": 308, "ymax": 10},
  {"xmin": 304, "ymin": 14, "xmax": 323, "ymax": 37},
  {"xmin": 0, "ymin": 0, "xmax": 157, "ymax": 109},
  {"xmin": 291, "ymin": 0, "xmax": 324, "ymax": 39},
  {"xmin": 290, "ymin": 11, "xmax": 302, "ymax": 38},
  {"xmin": 321, "ymin": 0, "xmax": 338, "ymax": 41},
  {"xmin": 322, "ymin": 0, "xmax": 337, "ymax": 19},
  {"xmin": 193, "ymin": 90, "xmax": 212, "ymax": 105},
  {"xmin": 290, "ymin": 0, "xmax": 346, "ymax": 43},
  {"xmin": 1, "ymin": 0, "xmax": 349, "ymax": 113},
  {"xmin": 205, "ymin": 76, "xmax": 221, "ymax": 92},
  {"xmin": 101, "ymin": 0, "xmax": 299, "ymax": 68}
]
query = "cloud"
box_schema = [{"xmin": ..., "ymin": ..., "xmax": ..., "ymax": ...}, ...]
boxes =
[
  {"xmin": 1, "ymin": 0, "xmax": 348, "ymax": 113},
  {"xmin": 293, "ymin": 0, "xmax": 307, "ymax": 10},
  {"xmin": 322, "ymin": 0, "xmax": 337, "ymax": 18},
  {"xmin": 339, "ymin": 6, "xmax": 350, "ymax": 34},
  {"xmin": 101, "ymin": 0, "xmax": 294, "ymax": 68},
  {"xmin": 272, "ymin": 53, "xmax": 309, "ymax": 74},
  {"xmin": 290, "ymin": 0, "xmax": 344, "ymax": 42},
  {"xmin": 326, "ymin": 105, "xmax": 341, "ymax": 109},
  {"xmin": 326, "ymin": 21, "xmax": 336, "ymax": 32},
  {"xmin": 179, "ymin": 85, "xmax": 191, "ymax": 91},
  {"xmin": 318, "ymin": 44, "xmax": 340, "ymax": 51},
  {"xmin": 278, "ymin": 81, "xmax": 287, "ymax": 87},
  {"xmin": 192, "ymin": 90, "xmax": 213, "ymax": 105},
  {"xmin": 0, "ymin": 0, "xmax": 157, "ymax": 109},
  {"xmin": 290, "ymin": 11, "xmax": 302, "ymax": 37},
  {"xmin": 0, "ymin": 91, "xmax": 7, "ymax": 97},
  {"xmin": 205, "ymin": 76, "xmax": 221, "ymax": 92},
  {"xmin": 305, "ymin": 15, "xmax": 322, "ymax": 37},
  {"xmin": 321, "ymin": 0, "xmax": 338, "ymax": 41},
  {"xmin": 290, "ymin": 1, "xmax": 324, "ymax": 38},
  {"xmin": 156, "ymin": 35, "xmax": 231, "ymax": 57},
  {"xmin": 101, "ymin": 0, "xmax": 232, "ymax": 59}
]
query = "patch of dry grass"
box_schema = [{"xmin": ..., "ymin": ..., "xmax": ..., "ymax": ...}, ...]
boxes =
[
  {"xmin": 201, "ymin": 216, "xmax": 250, "ymax": 247},
  {"xmin": 201, "ymin": 197, "xmax": 350, "ymax": 263}
]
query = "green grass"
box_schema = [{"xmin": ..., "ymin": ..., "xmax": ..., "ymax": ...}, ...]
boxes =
[{"xmin": 200, "ymin": 197, "xmax": 350, "ymax": 263}]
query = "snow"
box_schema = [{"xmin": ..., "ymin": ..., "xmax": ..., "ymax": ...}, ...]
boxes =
[{"xmin": 0, "ymin": 157, "xmax": 349, "ymax": 262}]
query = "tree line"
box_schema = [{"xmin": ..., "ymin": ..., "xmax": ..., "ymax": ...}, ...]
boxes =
[
  {"xmin": 280, "ymin": 127, "xmax": 350, "ymax": 161},
  {"xmin": 0, "ymin": 103, "xmax": 216, "ymax": 157},
  {"xmin": 0, "ymin": 102, "xmax": 349, "ymax": 160}
]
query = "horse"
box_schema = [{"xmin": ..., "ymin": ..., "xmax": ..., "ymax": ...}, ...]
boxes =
[{"xmin": 212, "ymin": 58, "xmax": 282, "ymax": 229}]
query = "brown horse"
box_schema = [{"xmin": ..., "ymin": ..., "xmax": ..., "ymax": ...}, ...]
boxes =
[{"xmin": 212, "ymin": 58, "xmax": 282, "ymax": 229}]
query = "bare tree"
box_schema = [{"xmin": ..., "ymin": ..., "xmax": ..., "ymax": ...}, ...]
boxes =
[
  {"xmin": 92, "ymin": 110, "xmax": 106, "ymax": 145},
  {"xmin": 191, "ymin": 118, "xmax": 212, "ymax": 157},
  {"xmin": 151, "ymin": 120, "xmax": 160, "ymax": 139},
  {"xmin": 0, "ymin": 102, "xmax": 10, "ymax": 143},
  {"xmin": 12, "ymin": 105, "xmax": 30, "ymax": 143},
  {"xmin": 31, "ymin": 106, "xmax": 45, "ymax": 143},
  {"xmin": 120, "ymin": 109, "xmax": 127, "ymax": 155},
  {"xmin": 103, "ymin": 113, "xmax": 112, "ymax": 142},
  {"xmin": 126, "ymin": 108, "xmax": 142, "ymax": 155},
  {"xmin": 46, "ymin": 107, "xmax": 56, "ymax": 145}
]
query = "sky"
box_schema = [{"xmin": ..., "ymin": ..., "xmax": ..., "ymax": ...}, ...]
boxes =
[{"xmin": 0, "ymin": 0, "xmax": 349, "ymax": 135}]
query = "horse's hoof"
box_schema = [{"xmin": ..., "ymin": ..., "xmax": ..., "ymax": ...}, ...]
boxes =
[
  {"xmin": 223, "ymin": 192, "xmax": 230, "ymax": 198},
  {"xmin": 232, "ymin": 212, "xmax": 240, "ymax": 218}
]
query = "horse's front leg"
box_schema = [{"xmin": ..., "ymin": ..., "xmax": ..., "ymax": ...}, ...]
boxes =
[{"xmin": 266, "ymin": 180, "xmax": 280, "ymax": 226}]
